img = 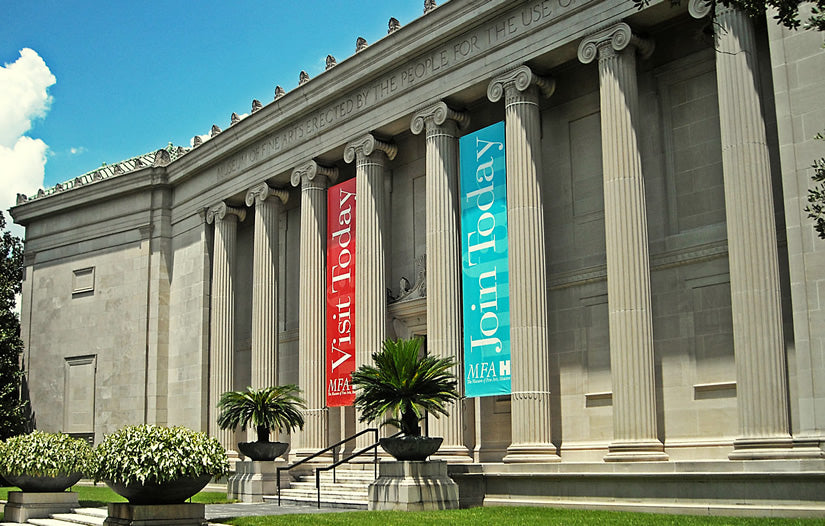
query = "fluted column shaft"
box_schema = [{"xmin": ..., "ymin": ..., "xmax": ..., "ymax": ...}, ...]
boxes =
[
  {"xmin": 579, "ymin": 24, "xmax": 666, "ymax": 461},
  {"xmin": 487, "ymin": 66, "xmax": 559, "ymax": 463},
  {"xmin": 687, "ymin": 2, "xmax": 792, "ymax": 457},
  {"xmin": 345, "ymin": 134, "xmax": 396, "ymax": 449},
  {"xmin": 246, "ymin": 184, "xmax": 288, "ymax": 394},
  {"xmin": 206, "ymin": 202, "xmax": 246, "ymax": 454},
  {"xmin": 411, "ymin": 102, "xmax": 471, "ymax": 461},
  {"xmin": 291, "ymin": 162, "xmax": 336, "ymax": 457}
]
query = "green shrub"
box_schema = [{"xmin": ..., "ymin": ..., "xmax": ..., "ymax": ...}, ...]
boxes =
[
  {"xmin": 91, "ymin": 424, "xmax": 228, "ymax": 485},
  {"xmin": 0, "ymin": 431, "xmax": 92, "ymax": 477}
]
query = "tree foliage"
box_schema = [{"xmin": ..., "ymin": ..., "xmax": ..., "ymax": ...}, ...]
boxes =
[
  {"xmin": 633, "ymin": 0, "xmax": 825, "ymax": 31},
  {"xmin": 217, "ymin": 385, "xmax": 306, "ymax": 442},
  {"xmin": 351, "ymin": 338, "xmax": 459, "ymax": 437},
  {"xmin": 805, "ymin": 133, "xmax": 825, "ymax": 238},
  {"xmin": 0, "ymin": 211, "xmax": 28, "ymax": 440}
]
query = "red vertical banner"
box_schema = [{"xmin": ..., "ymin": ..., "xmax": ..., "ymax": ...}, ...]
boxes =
[{"xmin": 326, "ymin": 177, "xmax": 357, "ymax": 406}]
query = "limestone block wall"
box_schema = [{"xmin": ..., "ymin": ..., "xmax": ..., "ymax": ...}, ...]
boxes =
[
  {"xmin": 168, "ymin": 214, "xmax": 211, "ymax": 431},
  {"xmin": 25, "ymin": 237, "xmax": 150, "ymax": 440},
  {"xmin": 769, "ymin": 4, "xmax": 825, "ymax": 437}
]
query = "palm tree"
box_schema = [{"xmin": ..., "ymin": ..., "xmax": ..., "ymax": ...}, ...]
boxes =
[
  {"xmin": 217, "ymin": 385, "xmax": 306, "ymax": 443},
  {"xmin": 351, "ymin": 337, "xmax": 460, "ymax": 437}
]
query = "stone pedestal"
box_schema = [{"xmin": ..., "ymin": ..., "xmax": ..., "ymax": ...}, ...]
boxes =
[
  {"xmin": 105, "ymin": 503, "xmax": 205, "ymax": 526},
  {"xmin": 5, "ymin": 491, "xmax": 79, "ymax": 523},
  {"xmin": 368, "ymin": 460, "xmax": 459, "ymax": 511},
  {"xmin": 227, "ymin": 460, "xmax": 290, "ymax": 503}
]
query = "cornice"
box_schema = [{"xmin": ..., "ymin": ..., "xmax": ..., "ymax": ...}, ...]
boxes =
[
  {"xmin": 165, "ymin": 0, "xmax": 514, "ymax": 182},
  {"xmin": 9, "ymin": 166, "xmax": 167, "ymax": 226}
]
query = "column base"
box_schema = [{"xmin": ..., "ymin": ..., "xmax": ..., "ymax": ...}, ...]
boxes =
[
  {"xmin": 729, "ymin": 436, "xmax": 824, "ymax": 460},
  {"xmin": 431, "ymin": 444, "xmax": 474, "ymax": 464},
  {"xmin": 227, "ymin": 460, "xmax": 290, "ymax": 503},
  {"xmin": 503, "ymin": 443, "xmax": 561, "ymax": 463},
  {"xmin": 604, "ymin": 440, "xmax": 669, "ymax": 462},
  {"xmin": 368, "ymin": 460, "xmax": 458, "ymax": 511}
]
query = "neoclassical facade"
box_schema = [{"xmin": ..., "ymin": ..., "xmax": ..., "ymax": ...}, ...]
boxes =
[{"xmin": 11, "ymin": 0, "xmax": 825, "ymax": 510}]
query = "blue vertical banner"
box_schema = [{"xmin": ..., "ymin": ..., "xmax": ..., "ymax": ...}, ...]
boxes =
[{"xmin": 459, "ymin": 121, "xmax": 511, "ymax": 397}]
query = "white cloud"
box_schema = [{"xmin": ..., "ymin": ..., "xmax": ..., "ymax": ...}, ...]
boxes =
[
  {"xmin": 0, "ymin": 48, "xmax": 56, "ymax": 238},
  {"xmin": 69, "ymin": 146, "xmax": 86, "ymax": 155}
]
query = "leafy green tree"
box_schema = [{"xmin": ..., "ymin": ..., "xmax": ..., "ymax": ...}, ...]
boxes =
[
  {"xmin": 805, "ymin": 133, "xmax": 825, "ymax": 238},
  {"xmin": 0, "ymin": 211, "xmax": 29, "ymax": 440},
  {"xmin": 217, "ymin": 385, "xmax": 306, "ymax": 442},
  {"xmin": 351, "ymin": 338, "xmax": 459, "ymax": 437},
  {"xmin": 633, "ymin": 0, "xmax": 824, "ymax": 31}
]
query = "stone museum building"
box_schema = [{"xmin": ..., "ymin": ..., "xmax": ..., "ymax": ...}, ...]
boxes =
[{"xmin": 10, "ymin": 0, "xmax": 825, "ymax": 512}]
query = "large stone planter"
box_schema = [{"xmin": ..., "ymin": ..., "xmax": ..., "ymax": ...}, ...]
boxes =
[
  {"xmin": 105, "ymin": 502, "xmax": 205, "ymax": 526},
  {"xmin": 379, "ymin": 436, "xmax": 443, "ymax": 461},
  {"xmin": 237, "ymin": 441, "xmax": 288, "ymax": 461},
  {"xmin": 3, "ymin": 473, "xmax": 82, "ymax": 492},
  {"xmin": 368, "ymin": 460, "xmax": 459, "ymax": 511},
  {"xmin": 105, "ymin": 474, "xmax": 211, "ymax": 505},
  {"xmin": 4, "ymin": 491, "xmax": 80, "ymax": 523}
]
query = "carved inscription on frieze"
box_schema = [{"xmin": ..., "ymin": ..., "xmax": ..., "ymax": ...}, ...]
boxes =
[{"xmin": 217, "ymin": 0, "xmax": 583, "ymax": 179}]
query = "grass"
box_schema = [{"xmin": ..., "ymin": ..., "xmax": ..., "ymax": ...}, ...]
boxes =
[
  {"xmin": 0, "ymin": 483, "xmax": 230, "ymax": 508},
  {"xmin": 219, "ymin": 508, "xmax": 825, "ymax": 526}
]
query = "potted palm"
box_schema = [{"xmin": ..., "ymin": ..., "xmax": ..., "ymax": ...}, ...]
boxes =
[
  {"xmin": 351, "ymin": 337, "xmax": 460, "ymax": 461},
  {"xmin": 217, "ymin": 385, "xmax": 306, "ymax": 461}
]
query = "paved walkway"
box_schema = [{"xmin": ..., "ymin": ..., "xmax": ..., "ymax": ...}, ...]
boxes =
[{"xmin": 206, "ymin": 502, "xmax": 357, "ymax": 520}]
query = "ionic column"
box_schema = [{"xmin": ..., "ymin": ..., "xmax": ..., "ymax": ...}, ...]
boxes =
[
  {"xmin": 578, "ymin": 24, "xmax": 666, "ymax": 462},
  {"xmin": 344, "ymin": 133, "xmax": 396, "ymax": 449},
  {"xmin": 244, "ymin": 183, "xmax": 289, "ymax": 392},
  {"xmin": 689, "ymin": 1, "xmax": 798, "ymax": 459},
  {"xmin": 411, "ymin": 102, "xmax": 472, "ymax": 462},
  {"xmin": 487, "ymin": 66, "xmax": 559, "ymax": 463},
  {"xmin": 290, "ymin": 160, "xmax": 338, "ymax": 457},
  {"xmin": 206, "ymin": 201, "xmax": 246, "ymax": 454}
]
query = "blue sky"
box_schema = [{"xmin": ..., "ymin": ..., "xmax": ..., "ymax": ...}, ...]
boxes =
[{"xmin": 0, "ymin": 1, "xmax": 426, "ymax": 230}]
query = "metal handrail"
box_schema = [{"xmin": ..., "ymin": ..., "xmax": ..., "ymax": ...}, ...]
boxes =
[
  {"xmin": 314, "ymin": 430, "xmax": 403, "ymax": 508},
  {"xmin": 277, "ymin": 427, "xmax": 378, "ymax": 506}
]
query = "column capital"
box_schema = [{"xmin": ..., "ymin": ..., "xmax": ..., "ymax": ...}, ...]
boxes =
[
  {"xmin": 487, "ymin": 65, "xmax": 555, "ymax": 103},
  {"xmin": 343, "ymin": 133, "xmax": 397, "ymax": 163},
  {"xmin": 410, "ymin": 101, "xmax": 469, "ymax": 135},
  {"xmin": 290, "ymin": 159, "xmax": 339, "ymax": 188},
  {"xmin": 577, "ymin": 22, "xmax": 654, "ymax": 64},
  {"xmin": 688, "ymin": 0, "xmax": 712, "ymax": 19},
  {"xmin": 205, "ymin": 202, "xmax": 246, "ymax": 224},
  {"xmin": 245, "ymin": 182, "xmax": 289, "ymax": 207}
]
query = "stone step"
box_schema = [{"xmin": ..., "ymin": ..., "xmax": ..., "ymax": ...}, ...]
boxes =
[
  {"xmin": 278, "ymin": 488, "xmax": 367, "ymax": 500},
  {"xmin": 289, "ymin": 480, "xmax": 372, "ymax": 493},
  {"xmin": 262, "ymin": 493, "xmax": 367, "ymax": 510},
  {"xmin": 48, "ymin": 511, "xmax": 105, "ymax": 525},
  {"xmin": 25, "ymin": 520, "xmax": 80, "ymax": 526},
  {"xmin": 70, "ymin": 510, "xmax": 106, "ymax": 519}
]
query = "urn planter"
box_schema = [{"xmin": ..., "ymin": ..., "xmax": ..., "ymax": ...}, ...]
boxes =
[
  {"xmin": 105, "ymin": 474, "xmax": 212, "ymax": 505},
  {"xmin": 237, "ymin": 441, "xmax": 288, "ymax": 461},
  {"xmin": 4, "ymin": 473, "xmax": 82, "ymax": 492},
  {"xmin": 380, "ymin": 436, "xmax": 443, "ymax": 461}
]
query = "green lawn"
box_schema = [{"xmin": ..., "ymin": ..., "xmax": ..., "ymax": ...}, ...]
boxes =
[
  {"xmin": 221, "ymin": 508, "xmax": 825, "ymax": 526},
  {"xmin": 0, "ymin": 483, "xmax": 230, "ymax": 508}
]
